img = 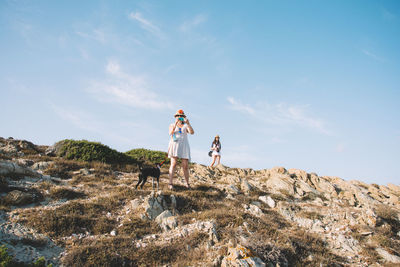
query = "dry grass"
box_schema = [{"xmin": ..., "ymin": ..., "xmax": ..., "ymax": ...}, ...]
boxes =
[
  {"xmin": 297, "ymin": 210, "xmax": 324, "ymax": 221},
  {"xmin": 43, "ymin": 159, "xmax": 86, "ymax": 179},
  {"xmin": 49, "ymin": 187, "xmax": 86, "ymax": 200},
  {"xmin": 17, "ymin": 199, "xmax": 119, "ymax": 239},
  {"xmin": 62, "ymin": 231, "xmax": 209, "ymax": 266},
  {"xmin": 118, "ymin": 216, "xmax": 160, "ymax": 238}
]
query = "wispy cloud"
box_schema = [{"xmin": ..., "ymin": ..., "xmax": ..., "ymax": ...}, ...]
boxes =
[
  {"xmin": 52, "ymin": 105, "xmax": 134, "ymax": 144},
  {"xmin": 382, "ymin": 8, "xmax": 396, "ymax": 21},
  {"xmin": 227, "ymin": 97, "xmax": 331, "ymax": 135},
  {"xmin": 76, "ymin": 28, "xmax": 107, "ymax": 44},
  {"xmin": 52, "ymin": 105, "xmax": 103, "ymax": 133},
  {"xmin": 180, "ymin": 14, "xmax": 207, "ymax": 32},
  {"xmin": 87, "ymin": 60, "xmax": 173, "ymax": 110},
  {"xmin": 129, "ymin": 11, "xmax": 163, "ymax": 38},
  {"xmin": 164, "ymin": 64, "xmax": 178, "ymax": 74},
  {"xmin": 362, "ymin": 49, "xmax": 385, "ymax": 62},
  {"xmin": 227, "ymin": 97, "xmax": 256, "ymax": 115}
]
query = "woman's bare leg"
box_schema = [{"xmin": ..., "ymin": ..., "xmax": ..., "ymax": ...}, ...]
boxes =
[
  {"xmin": 216, "ymin": 155, "xmax": 221, "ymax": 165},
  {"xmin": 182, "ymin": 159, "xmax": 190, "ymax": 187},
  {"xmin": 209, "ymin": 155, "xmax": 216, "ymax": 167},
  {"xmin": 169, "ymin": 157, "xmax": 178, "ymax": 188}
]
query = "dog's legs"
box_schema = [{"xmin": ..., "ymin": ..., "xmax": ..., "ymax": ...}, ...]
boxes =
[
  {"xmin": 135, "ymin": 175, "xmax": 142, "ymax": 189},
  {"xmin": 140, "ymin": 176, "xmax": 148, "ymax": 189}
]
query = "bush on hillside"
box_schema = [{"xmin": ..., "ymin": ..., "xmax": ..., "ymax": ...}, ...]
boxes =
[
  {"xmin": 125, "ymin": 148, "xmax": 169, "ymax": 165},
  {"xmin": 56, "ymin": 140, "xmax": 136, "ymax": 165}
]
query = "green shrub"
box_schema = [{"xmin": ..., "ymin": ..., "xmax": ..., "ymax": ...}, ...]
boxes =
[
  {"xmin": 56, "ymin": 140, "xmax": 136, "ymax": 165},
  {"xmin": 32, "ymin": 257, "xmax": 52, "ymax": 267},
  {"xmin": 125, "ymin": 148, "xmax": 169, "ymax": 165},
  {"xmin": 0, "ymin": 245, "xmax": 13, "ymax": 267}
]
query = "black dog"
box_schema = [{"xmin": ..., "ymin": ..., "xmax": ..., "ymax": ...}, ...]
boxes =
[{"xmin": 135, "ymin": 164, "xmax": 161, "ymax": 190}]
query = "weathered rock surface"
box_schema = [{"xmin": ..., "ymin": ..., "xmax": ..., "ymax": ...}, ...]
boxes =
[
  {"xmin": 0, "ymin": 161, "xmax": 42, "ymax": 178},
  {"xmin": 221, "ymin": 245, "xmax": 266, "ymax": 267},
  {"xmin": 376, "ymin": 247, "xmax": 400, "ymax": 263},
  {"xmin": 0, "ymin": 213, "xmax": 63, "ymax": 266}
]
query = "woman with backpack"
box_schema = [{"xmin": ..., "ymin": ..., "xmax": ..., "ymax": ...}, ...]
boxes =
[{"xmin": 209, "ymin": 135, "xmax": 221, "ymax": 167}]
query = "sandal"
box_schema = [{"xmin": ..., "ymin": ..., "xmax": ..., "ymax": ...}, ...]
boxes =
[
  {"xmin": 185, "ymin": 183, "xmax": 191, "ymax": 189},
  {"xmin": 168, "ymin": 183, "xmax": 174, "ymax": 190}
]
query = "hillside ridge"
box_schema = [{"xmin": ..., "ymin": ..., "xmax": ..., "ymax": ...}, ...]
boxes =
[{"xmin": 0, "ymin": 137, "xmax": 399, "ymax": 266}]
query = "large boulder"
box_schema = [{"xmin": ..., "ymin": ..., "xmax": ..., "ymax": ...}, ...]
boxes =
[
  {"xmin": 259, "ymin": 195, "xmax": 276, "ymax": 208},
  {"xmin": 142, "ymin": 191, "xmax": 176, "ymax": 220},
  {"xmin": 0, "ymin": 161, "xmax": 42, "ymax": 178},
  {"xmin": 155, "ymin": 210, "xmax": 177, "ymax": 231},
  {"xmin": 309, "ymin": 175, "xmax": 338, "ymax": 198},
  {"xmin": 265, "ymin": 174, "xmax": 295, "ymax": 196}
]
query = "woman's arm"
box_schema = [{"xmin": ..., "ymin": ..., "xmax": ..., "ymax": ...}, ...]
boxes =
[
  {"xmin": 169, "ymin": 119, "xmax": 179, "ymax": 136},
  {"xmin": 185, "ymin": 119, "xmax": 194, "ymax": 134}
]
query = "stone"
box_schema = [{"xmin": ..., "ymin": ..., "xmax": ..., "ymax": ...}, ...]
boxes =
[
  {"xmin": 375, "ymin": 248, "xmax": 400, "ymax": 263},
  {"xmin": 288, "ymin": 168, "xmax": 308, "ymax": 181},
  {"xmin": 334, "ymin": 234, "xmax": 360, "ymax": 254},
  {"xmin": 248, "ymin": 204, "xmax": 263, "ymax": 217},
  {"xmin": 155, "ymin": 210, "xmax": 177, "ymax": 231},
  {"xmin": 143, "ymin": 192, "xmax": 168, "ymax": 220},
  {"xmin": 241, "ymin": 179, "xmax": 254, "ymax": 194},
  {"xmin": 265, "ymin": 174, "xmax": 295, "ymax": 196},
  {"xmin": 270, "ymin": 166, "xmax": 287, "ymax": 175},
  {"xmin": 32, "ymin": 161, "xmax": 51, "ymax": 171},
  {"xmin": 155, "ymin": 210, "xmax": 173, "ymax": 224},
  {"xmin": 3, "ymin": 190, "xmax": 36, "ymax": 206},
  {"xmin": 221, "ymin": 245, "xmax": 265, "ymax": 267},
  {"xmin": 0, "ymin": 161, "xmax": 41, "ymax": 178},
  {"xmin": 359, "ymin": 209, "xmax": 378, "ymax": 227},
  {"xmin": 227, "ymin": 185, "xmax": 241, "ymax": 195},
  {"xmin": 130, "ymin": 199, "xmax": 142, "ymax": 210},
  {"xmin": 208, "ymin": 222, "xmax": 219, "ymax": 244},
  {"xmin": 259, "ymin": 196, "xmax": 276, "ymax": 208},
  {"xmin": 110, "ymin": 230, "xmax": 117, "ymax": 236},
  {"xmin": 311, "ymin": 176, "xmax": 338, "ymax": 197},
  {"xmin": 294, "ymin": 180, "xmax": 318, "ymax": 196},
  {"xmin": 251, "ymin": 201, "xmax": 262, "ymax": 208}
]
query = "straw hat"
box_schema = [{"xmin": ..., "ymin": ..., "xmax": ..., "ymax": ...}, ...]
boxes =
[
  {"xmin": 174, "ymin": 109, "xmax": 186, "ymax": 117},
  {"xmin": 215, "ymin": 135, "xmax": 220, "ymax": 138}
]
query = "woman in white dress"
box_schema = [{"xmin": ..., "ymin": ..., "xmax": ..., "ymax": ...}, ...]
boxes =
[
  {"xmin": 168, "ymin": 109, "xmax": 194, "ymax": 189},
  {"xmin": 209, "ymin": 135, "xmax": 221, "ymax": 167}
]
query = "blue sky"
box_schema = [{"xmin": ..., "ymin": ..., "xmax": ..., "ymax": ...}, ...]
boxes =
[{"xmin": 1, "ymin": 0, "xmax": 399, "ymax": 185}]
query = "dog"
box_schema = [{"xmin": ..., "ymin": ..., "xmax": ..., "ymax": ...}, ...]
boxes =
[{"xmin": 135, "ymin": 163, "xmax": 161, "ymax": 190}]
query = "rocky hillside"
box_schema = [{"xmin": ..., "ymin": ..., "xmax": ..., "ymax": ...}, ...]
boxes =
[{"xmin": 0, "ymin": 137, "xmax": 399, "ymax": 266}]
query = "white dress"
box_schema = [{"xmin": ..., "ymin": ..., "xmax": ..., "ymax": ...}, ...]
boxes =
[
  {"xmin": 211, "ymin": 143, "xmax": 221, "ymax": 156},
  {"xmin": 168, "ymin": 124, "xmax": 191, "ymax": 161}
]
